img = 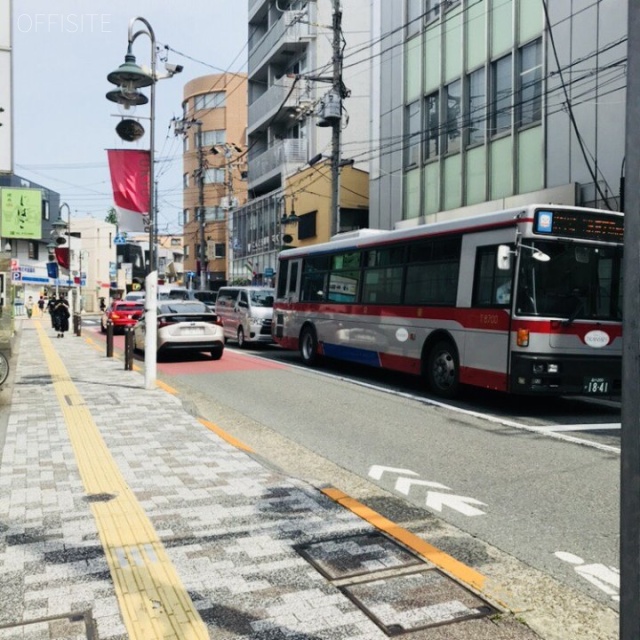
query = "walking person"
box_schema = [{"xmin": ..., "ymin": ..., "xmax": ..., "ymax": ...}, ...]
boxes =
[
  {"xmin": 25, "ymin": 296, "xmax": 34, "ymax": 319},
  {"xmin": 53, "ymin": 295, "xmax": 70, "ymax": 338},
  {"xmin": 37, "ymin": 296, "xmax": 45, "ymax": 317},
  {"xmin": 47, "ymin": 295, "xmax": 57, "ymax": 330}
]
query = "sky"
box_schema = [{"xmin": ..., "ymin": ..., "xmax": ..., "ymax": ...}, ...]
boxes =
[{"xmin": 11, "ymin": 0, "xmax": 248, "ymax": 234}]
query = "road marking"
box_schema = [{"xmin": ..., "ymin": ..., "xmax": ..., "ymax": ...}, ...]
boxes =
[
  {"xmin": 321, "ymin": 487, "xmax": 486, "ymax": 592},
  {"xmin": 369, "ymin": 465, "xmax": 419, "ymax": 480},
  {"xmin": 36, "ymin": 320, "xmax": 209, "ymax": 640},
  {"xmin": 425, "ymin": 492, "xmax": 486, "ymax": 517},
  {"xmin": 395, "ymin": 477, "xmax": 450, "ymax": 495},
  {"xmin": 528, "ymin": 423, "xmax": 619, "ymax": 432},
  {"xmin": 555, "ymin": 551, "xmax": 619, "ymax": 601}
]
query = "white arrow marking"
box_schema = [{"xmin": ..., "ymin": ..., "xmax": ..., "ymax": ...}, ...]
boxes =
[
  {"xmin": 426, "ymin": 492, "xmax": 486, "ymax": 517},
  {"xmin": 369, "ymin": 465, "xmax": 419, "ymax": 481},
  {"xmin": 395, "ymin": 477, "xmax": 450, "ymax": 495}
]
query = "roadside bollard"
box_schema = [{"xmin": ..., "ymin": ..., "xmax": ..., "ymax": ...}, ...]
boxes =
[
  {"xmin": 106, "ymin": 320, "xmax": 114, "ymax": 358},
  {"xmin": 73, "ymin": 312, "xmax": 82, "ymax": 337},
  {"xmin": 124, "ymin": 327, "xmax": 134, "ymax": 370}
]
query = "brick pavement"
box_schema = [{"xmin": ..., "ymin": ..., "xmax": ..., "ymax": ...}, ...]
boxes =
[{"xmin": 0, "ymin": 318, "xmax": 541, "ymax": 639}]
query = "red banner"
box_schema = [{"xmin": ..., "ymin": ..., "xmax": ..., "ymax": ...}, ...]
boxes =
[
  {"xmin": 106, "ymin": 149, "xmax": 150, "ymax": 232},
  {"xmin": 54, "ymin": 248, "xmax": 69, "ymax": 270}
]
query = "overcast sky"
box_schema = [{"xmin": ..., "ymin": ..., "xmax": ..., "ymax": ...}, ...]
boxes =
[{"xmin": 12, "ymin": 0, "xmax": 248, "ymax": 233}]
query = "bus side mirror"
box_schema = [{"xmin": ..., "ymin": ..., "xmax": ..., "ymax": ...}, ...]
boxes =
[{"xmin": 497, "ymin": 245, "xmax": 512, "ymax": 271}]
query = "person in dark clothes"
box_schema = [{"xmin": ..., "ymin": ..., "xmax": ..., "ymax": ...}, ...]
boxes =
[
  {"xmin": 47, "ymin": 296, "xmax": 57, "ymax": 330},
  {"xmin": 53, "ymin": 296, "xmax": 70, "ymax": 338}
]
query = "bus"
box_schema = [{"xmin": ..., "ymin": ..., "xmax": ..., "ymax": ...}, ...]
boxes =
[{"xmin": 272, "ymin": 204, "xmax": 624, "ymax": 398}]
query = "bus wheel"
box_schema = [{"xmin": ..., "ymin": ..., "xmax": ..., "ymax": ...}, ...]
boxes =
[
  {"xmin": 300, "ymin": 325, "xmax": 319, "ymax": 366},
  {"xmin": 425, "ymin": 340, "xmax": 459, "ymax": 398}
]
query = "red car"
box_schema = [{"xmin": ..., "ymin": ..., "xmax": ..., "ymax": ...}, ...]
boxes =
[{"xmin": 100, "ymin": 301, "xmax": 144, "ymax": 333}]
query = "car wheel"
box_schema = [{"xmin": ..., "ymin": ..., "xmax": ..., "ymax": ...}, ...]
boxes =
[
  {"xmin": 210, "ymin": 346, "xmax": 224, "ymax": 361},
  {"xmin": 237, "ymin": 327, "xmax": 245, "ymax": 348},
  {"xmin": 300, "ymin": 325, "xmax": 319, "ymax": 366},
  {"xmin": 425, "ymin": 339, "xmax": 459, "ymax": 398}
]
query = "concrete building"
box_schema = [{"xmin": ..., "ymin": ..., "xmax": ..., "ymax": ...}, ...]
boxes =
[
  {"xmin": 232, "ymin": 0, "xmax": 372, "ymax": 283},
  {"xmin": 181, "ymin": 73, "xmax": 248, "ymax": 291},
  {"xmin": 370, "ymin": 0, "xmax": 627, "ymax": 230}
]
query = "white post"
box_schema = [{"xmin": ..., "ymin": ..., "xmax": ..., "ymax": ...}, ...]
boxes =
[{"xmin": 144, "ymin": 271, "xmax": 157, "ymax": 389}]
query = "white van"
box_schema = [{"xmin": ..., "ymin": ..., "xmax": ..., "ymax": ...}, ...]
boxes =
[{"xmin": 215, "ymin": 286, "xmax": 274, "ymax": 347}]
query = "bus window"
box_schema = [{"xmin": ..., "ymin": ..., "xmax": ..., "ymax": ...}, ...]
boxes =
[
  {"xmin": 277, "ymin": 260, "xmax": 289, "ymax": 299},
  {"xmin": 473, "ymin": 245, "xmax": 513, "ymax": 307}
]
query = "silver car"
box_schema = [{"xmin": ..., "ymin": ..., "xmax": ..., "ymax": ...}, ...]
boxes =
[{"xmin": 133, "ymin": 300, "xmax": 224, "ymax": 360}]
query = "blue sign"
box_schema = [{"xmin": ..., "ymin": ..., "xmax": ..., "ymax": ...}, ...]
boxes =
[
  {"xmin": 264, "ymin": 267, "xmax": 274, "ymax": 277},
  {"xmin": 46, "ymin": 262, "xmax": 59, "ymax": 279},
  {"xmin": 114, "ymin": 235, "xmax": 127, "ymax": 245}
]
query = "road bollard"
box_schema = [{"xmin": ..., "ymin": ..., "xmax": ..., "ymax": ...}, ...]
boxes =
[
  {"xmin": 106, "ymin": 320, "xmax": 114, "ymax": 358},
  {"xmin": 124, "ymin": 327, "xmax": 134, "ymax": 370},
  {"xmin": 73, "ymin": 312, "xmax": 82, "ymax": 337}
]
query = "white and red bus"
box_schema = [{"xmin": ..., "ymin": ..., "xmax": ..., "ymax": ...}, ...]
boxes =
[{"xmin": 272, "ymin": 204, "xmax": 624, "ymax": 398}]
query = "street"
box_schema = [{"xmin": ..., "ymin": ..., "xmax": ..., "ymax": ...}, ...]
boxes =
[{"xmin": 85, "ymin": 320, "xmax": 621, "ymax": 620}]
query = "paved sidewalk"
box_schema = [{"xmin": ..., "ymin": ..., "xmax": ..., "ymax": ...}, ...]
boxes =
[{"xmin": 0, "ymin": 318, "xmax": 541, "ymax": 639}]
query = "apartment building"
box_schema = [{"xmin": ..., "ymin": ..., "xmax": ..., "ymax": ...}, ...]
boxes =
[
  {"xmin": 370, "ymin": 0, "xmax": 627, "ymax": 230},
  {"xmin": 231, "ymin": 0, "xmax": 371, "ymax": 283},
  {"xmin": 181, "ymin": 73, "xmax": 248, "ymax": 290}
]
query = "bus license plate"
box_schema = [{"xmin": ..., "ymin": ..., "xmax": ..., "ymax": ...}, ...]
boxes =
[{"xmin": 583, "ymin": 377, "xmax": 610, "ymax": 394}]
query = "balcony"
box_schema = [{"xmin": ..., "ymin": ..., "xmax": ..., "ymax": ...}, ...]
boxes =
[
  {"xmin": 248, "ymin": 76, "xmax": 308, "ymax": 134},
  {"xmin": 248, "ymin": 11, "xmax": 314, "ymax": 77},
  {"xmin": 248, "ymin": 139, "xmax": 307, "ymax": 190}
]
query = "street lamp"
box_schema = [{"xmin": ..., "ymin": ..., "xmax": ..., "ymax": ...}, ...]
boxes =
[{"xmin": 106, "ymin": 17, "xmax": 181, "ymax": 390}]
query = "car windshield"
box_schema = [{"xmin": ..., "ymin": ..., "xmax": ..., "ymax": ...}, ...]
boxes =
[
  {"xmin": 515, "ymin": 240, "xmax": 623, "ymax": 322},
  {"xmin": 250, "ymin": 290, "xmax": 275, "ymax": 307}
]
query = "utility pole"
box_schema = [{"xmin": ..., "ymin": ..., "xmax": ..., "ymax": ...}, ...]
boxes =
[
  {"xmin": 195, "ymin": 121, "xmax": 207, "ymax": 291},
  {"xmin": 620, "ymin": 2, "xmax": 640, "ymax": 637},
  {"xmin": 330, "ymin": 0, "xmax": 343, "ymax": 238}
]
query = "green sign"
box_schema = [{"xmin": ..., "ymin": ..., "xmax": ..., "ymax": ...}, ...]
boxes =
[{"xmin": 1, "ymin": 188, "xmax": 43, "ymax": 239}]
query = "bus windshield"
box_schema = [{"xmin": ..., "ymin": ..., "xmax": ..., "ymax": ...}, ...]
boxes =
[{"xmin": 515, "ymin": 240, "xmax": 623, "ymax": 322}]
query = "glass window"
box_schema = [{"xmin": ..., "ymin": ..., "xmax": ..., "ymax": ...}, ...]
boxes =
[
  {"xmin": 405, "ymin": 101, "xmax": 422, "ymax": 168},
  {"xmin": 198, "ymin": 129, "xmax": 226, "ymax": 147},
  {"xmin": 519, "ymin": 39, "xmax": 542, "ymax": 127},
  {"xmin": 277, "ymin": 261, "xmax": 289, "ymax": 298},
  {"xmin": 472, "ymin": 245, "xmax": 513, "ymax": 307},
  {"xmin": 42, "ymin": 200, "xmax": 50, "ymax": 221},
  {"xmin": 492, "ymin": 54, "xmax": 512, "ymax": 135},
  {"xmin": 407, "ymin": 0, "xmax": 423, "ymax": 38},
  {"xmin": 424, "ymin": 92, "xmax": 439, "ymax": 160},
  {"xmin": 204, "ymin": 168, "xmax": 225, "ymax": 184},
  {"xmin": 301, "ymin": 255, "xmax": 329, "ymax": 302},
  {"xmin": 405, "ymin": 237, "xmax": 461, "ymax": 305},
  {"xmin": 467, "ymin": 67, "xmax": 486, "ymax": 145},
  {"xmin": 194, "ymin": 91, "xmax": 225, "ymax": 110},
  {"xmin": 445, "ymin": 79, "xmax": 462, "ymax": 154},
  {"xmin": 426, "ymin": 0, "xmax": 440, "ymax": 23},
  {"xmin": 183, "ymin": 209, "xmax": 189, "ymax": 225},
  {"xmin": 183, "ymin": 173, "xmax": 190, "ymax": 188}
]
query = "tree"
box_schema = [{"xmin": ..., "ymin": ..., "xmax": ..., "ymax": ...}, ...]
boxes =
[{"xmin": 105, "ymin": 207, "xmax": 118, "ymax": 226}]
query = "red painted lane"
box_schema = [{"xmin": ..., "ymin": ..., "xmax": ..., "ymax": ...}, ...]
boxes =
[{"xmin": 159, "ymin": 350, "xmax": 288, "ymax": 375}]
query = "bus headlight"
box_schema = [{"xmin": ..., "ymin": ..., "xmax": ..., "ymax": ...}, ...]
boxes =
[{"xmin": 517, "ymin": 328, "xmax": 529, "ymax": 347}]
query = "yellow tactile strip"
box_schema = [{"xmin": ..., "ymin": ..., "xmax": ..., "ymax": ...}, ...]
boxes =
[{"xmin": 35, "ymin": 321, "xmax": 208, "ymax": 640}]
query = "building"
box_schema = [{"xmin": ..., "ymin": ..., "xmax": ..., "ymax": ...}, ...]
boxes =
[
  {"xmin": 232, "ymin": 0, "xmax": 372, "ymax": 282},
  {"xmin": 370, "ymin": 0, "xmax": 626, "ymax": 230},
  {"xmin": 180, "ymin": 73, "xmax": 248, "ymax": 291}
]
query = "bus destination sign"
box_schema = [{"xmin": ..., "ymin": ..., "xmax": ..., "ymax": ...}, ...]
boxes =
[{"xmin": 533, "ymin": 209, "xmax": 624, "ymax": 243}]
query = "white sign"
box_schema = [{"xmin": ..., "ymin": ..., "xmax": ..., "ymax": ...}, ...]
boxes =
[
  {"xmin": 584, "ymin": 330, "xmax": 610, "ymax": 349},
  {"xmin": 122, "ymin": 262, "xmax": 132, "ymax": 285}
]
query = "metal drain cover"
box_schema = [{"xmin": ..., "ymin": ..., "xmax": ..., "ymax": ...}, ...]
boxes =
[
  {"xmin": 341, "ymin": 569, "xmax": 495, "ymax": 635},
  {"xmin": 296, "ymin": 532, "xmax": 423, "ymax": 580}
]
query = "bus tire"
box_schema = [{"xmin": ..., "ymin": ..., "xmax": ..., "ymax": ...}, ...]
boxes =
[
  {"xmin": 300, "ymin": 325, "xmax": 319, "ymax": 366},
  {"xmin": 425, "ymin": 339, "xmax": 459, "ymax": 398}
]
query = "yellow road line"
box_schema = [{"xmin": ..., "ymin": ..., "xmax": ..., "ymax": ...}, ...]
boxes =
[
  {"xmin": 321, "ymin": 487, "xmax": 486, "ymax": 591},
  {"xmin": 35, "ymin": 320, "xmax": 209, "ymax": 640},
  {"xmin": 198, "ymin": 418, "xmax": 254, "ymax": 452}
]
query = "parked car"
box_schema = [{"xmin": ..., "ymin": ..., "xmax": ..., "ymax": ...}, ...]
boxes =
[
  {"xmin": 214, "ymin": 286, "xmax": 274, "ymax": 347},
  {"xmin": 101, "ymin": 301, "xmax": 145, "ymax": 333},
  {"xmin": 132, "ymin": 300, "xmax": 224, "ymax": 360}
]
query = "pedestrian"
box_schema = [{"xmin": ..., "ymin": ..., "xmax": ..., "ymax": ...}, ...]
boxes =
[
  {"xmin": 47, "ymin": 295, "xmax": 58, "ymax": 330},
  {"xmin": 53, "ymin": 295, "xmax": 70, "ymax": 338},
  {"xmin": 37, "ymin": 296, "xmax": 45, "ymax": 317},
  {"xmin": 25, "ymin": 296, "xmax": 34, "ymax": 319}
]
